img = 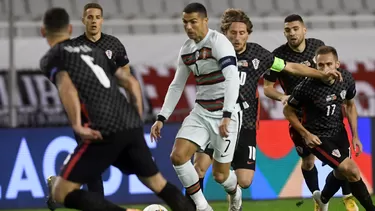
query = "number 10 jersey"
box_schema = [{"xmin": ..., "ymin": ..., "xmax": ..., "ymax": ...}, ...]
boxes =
[{"xmin": 40, "ymin": 39, "xmax": 142, "ymax": 135}]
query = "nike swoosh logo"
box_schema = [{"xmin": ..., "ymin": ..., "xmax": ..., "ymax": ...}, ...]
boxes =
[
  {"xmin": 247, "ymin": 161, "xmax": 254, "ymax": 165},
  {"xmin": 221, "ymin": 154, "xmax": 228, "ymax": 157}
]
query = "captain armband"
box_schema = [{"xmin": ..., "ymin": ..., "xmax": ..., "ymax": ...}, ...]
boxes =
[{"xmin": 270, "ymin": 57, "xmax": 286, "ymax": 72}]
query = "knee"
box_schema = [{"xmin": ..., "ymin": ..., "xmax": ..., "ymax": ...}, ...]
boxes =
[
  {"xmin": 194, "ymin": 162, "xmax": 208, "ymax": 178},
  {"xmin": 170, "ymin": 150, "xmax": 189, "ymax": 166},
  {"xmin": 213, "ymin": 172, "xmax": 226, "ymax": 184},
  {"xmin": 52, "ymin": 182, "xmax": 71, "ymax": 204},
  {"xmin": 339, "ymin": 161, "xmax": 361, "ymax": 182},
  {"xmin": 52, "ymin": 177, "xmax": 81, "ymax": 205},
  {"xmin": 301, "ymin": 156, "xmax": 315, "ymax": 170},
  {"xmin": 237, "ymin": 177, "xmax": 252, "ymax": 189}
]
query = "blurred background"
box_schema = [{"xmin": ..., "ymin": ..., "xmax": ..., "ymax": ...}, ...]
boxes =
[{"xmin": 0, "ymin": 0, "xmax": 374, "ymax": 209}]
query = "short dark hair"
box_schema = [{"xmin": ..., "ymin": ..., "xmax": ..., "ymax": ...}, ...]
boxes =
[
  {"xmin": 83, "ymin": 3, "xmax": 103, "ymax": 16},
  {"xmin": 43, "ymin": 7, "xmax": 70, "ymax": 33},
  {"xmin": 183, "ymin": 3, "xmax": 207, "ymax": 17},
  {"xmin": 221, "ymin": 9, "xmax": 253, "ymax": 34},
  {"xmin": 284, "ymin": 14, "xmax": 304, "ymax": 23},
  {"xmin": 315, "ymin": 46, "xmax": 339, "ymax": 59}
]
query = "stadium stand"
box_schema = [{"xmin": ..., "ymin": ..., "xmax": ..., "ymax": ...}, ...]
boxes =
[{"xmin": 0, "ymin": 0, "xmax": 373, "ymax": 37}]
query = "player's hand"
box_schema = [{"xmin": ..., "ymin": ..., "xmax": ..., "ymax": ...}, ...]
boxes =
[
  {"xmin": 303, "ymin": 132, "xmax": 322, "ymax": 148},
  {"xmin": 150, "ymin": 121, "xmax": 163, "ymax": 142},
  {"xmin": 323, "ymin": 69, "xmax": 343, "ymax": 82},
  {"xmin": 352, "ymin": 137, "xmax": 363, "ymax": 157},
  {"xmin": 280, "ymin": 95, "xmax": 290, "ymax": 105},
  {"xmin": 219, "ymin": 117, "xmax": 231, "ymax": 137},
  {"xmin": 73, "ymin": 125, "xmax": 103, "ymax": 142}
]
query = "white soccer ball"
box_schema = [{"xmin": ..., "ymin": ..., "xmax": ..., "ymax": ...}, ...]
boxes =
[{"xmin": 143, "ymin": 204, "xmax": 168, "ymax": 211}]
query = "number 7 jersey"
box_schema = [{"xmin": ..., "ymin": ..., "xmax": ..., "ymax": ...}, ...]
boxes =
[{"xmin": 39, "ymin": 39, "xmax": 142, "ymax": 135}]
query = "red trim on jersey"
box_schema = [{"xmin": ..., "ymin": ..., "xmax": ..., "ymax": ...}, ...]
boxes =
[
  {"xmin": 301, "ymin": 106, "xmax": 306, "ymax": 124},
  {"xmin": 81, "ymin": 103, "xmax": 91, "ymax": 123},
  {"xmin": 315, "ymin": 146, "xmax": 340, "ymax": 166},
  {"xmin": 256, "ymin": 88, "xmax": 260, "ymax": 130},
  {"xmin": 62, "ymin": 142, "xmax": 89, "ymax": 179}
]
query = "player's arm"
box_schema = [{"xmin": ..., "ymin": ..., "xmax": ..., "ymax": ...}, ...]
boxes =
[
  {"xmin": 262, "ymin": 56, "xmax": 289, "ymax": 102},
  {"xmin": 157, "ymin": 54, "xmax": 190, "ymax": 122},
  {"xmin": 55, "ymin": 71, "xmax": 82, "ymax": 130},
  {"xmin": 269, "ymin": 57, "xmax": 342, "ymax": 80},
  {"xmin": 213, "ymin": 35, "xmax": 240, "ymax": 118},
  {"xmin": 344, "ymin": 82, "xmax": 359, "ymax": 139},
  {"xmin": 115, "ymin": 41, "xmax": 143, "ymax": 117},
  {"xmin": 283, "ymin": 84, "xmax": 310, "ymax": 138},
  {"xmin": 114, "ymin": 65, "xmax": 143, "ymax": 117}
]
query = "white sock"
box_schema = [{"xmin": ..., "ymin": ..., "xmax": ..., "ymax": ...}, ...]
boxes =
[
  {"xmin": 220, "ymin": 170, "xmax": 238, "ymax": 195},
  {"xmin": 173, "ymin": 161, "xmax": 209, "ymax": 209}
]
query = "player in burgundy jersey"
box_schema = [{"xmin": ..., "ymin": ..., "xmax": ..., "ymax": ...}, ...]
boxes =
[
  {"xmin": 40, "ymin": 8, "xmax": 194, "ymax": 211},
  {"xmin": 284, "ymin": 46, "xmax": 374, "ymax": 211},
  {"xmin": 188, "ymin": 9, "xmax": 343, "ymax": 206},
  {"xmin": 263, "ymin": 14, "xmax": 358, "ymax": 211}
]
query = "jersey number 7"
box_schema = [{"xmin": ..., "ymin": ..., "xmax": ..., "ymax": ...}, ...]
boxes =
[{"xmin": 81, "ymin": 54, "xmax": 111, "ymax": 88}]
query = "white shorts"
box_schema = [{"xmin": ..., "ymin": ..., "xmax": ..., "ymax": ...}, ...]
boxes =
[{"xmin": 176, "ymin": 111, "xmax": 242, "ymax": 163}]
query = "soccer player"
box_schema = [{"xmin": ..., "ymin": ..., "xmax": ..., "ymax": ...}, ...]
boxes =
[
  {"xmin": 263, "ymin": 14, "xmax": 358, "ymax": 210},
  {"xmin": 73, "ymin": 3, "xmax": 142, "ymax": 117},
  {"xmin": 191, "ymin": 8, "xmax": 343, "ymax": 200},
  {"xmin": 40, "ymin": 7, "xmax": 195, "ymax": 211},
  {"xmin": 46, "ymin": 3, "xmax": 143, "ymax": 209},
  {"xmin": 284, "ymin": 45, "xmax": 374, "ymax": 211},
  {"xmin": 150, "ymin": 3, "xmax": 243, "ymax": 211}
]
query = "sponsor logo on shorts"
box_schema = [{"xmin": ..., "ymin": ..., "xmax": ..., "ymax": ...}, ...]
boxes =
[{"xmin": 332, "ymin": 149, "xmax": 341, "ymax": 158}]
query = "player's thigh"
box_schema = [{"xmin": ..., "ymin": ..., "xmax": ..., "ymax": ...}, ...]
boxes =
[
  {"xmin": 60, "ymin": 139, "xmax": 124, "ymax": 184},
  {"xmin": 176, "ymin": 112, "xmax": 210, "ymax": 151},
  {"xmin": 211, "ymin": 112, "xmax": 241, "ymax": 164},
  {"xmin": 309, "ymin": 131, "xmax": 349, "ymax": 169},
  {"xmin": 289, "ymin": 125, "xmax": 312, "ymax": 158},
  {"xmin": 113, "ymin": 128, "xmax": 159, "ymax": 177},
  {"xmin": 232, "ymin": 128, "xmax": 257, "ymax": 171},
  {"xmin": 196, "ymin": 143, "xmax": 214, "ymax": 160}
]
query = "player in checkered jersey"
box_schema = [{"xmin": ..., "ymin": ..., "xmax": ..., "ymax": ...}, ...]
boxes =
[
  {"xmin": 45, "ymin": 2, "xmax": 143, "ymax": 207},
  {"xmin": 73, "ymin": 3, "xmax": 142, "ymax": 117},
  {"xmin": 40, "ymin": 8, "xmax": 195, "ymax": 211},
  {"xmin": 263, "ymin": 14, "xmax": 359, "ymax": 211},
  {"xmin": 284, "ymin": 46, "xmax": 374, "ymax": 211},
  {"xmin": 190, "ymin": 8, "xmax": 342, "ymax": 203}
]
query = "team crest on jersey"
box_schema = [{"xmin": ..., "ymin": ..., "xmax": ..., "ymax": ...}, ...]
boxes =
[
  {"xmin": 238, "ymin": 60, "xmax": 248, "ymax": 67},
  {"xmin": 105, "ymin": 50, "xmax": 112, "ymax": 59},
  {"xmin": 252, "ymin": 58, "xmax": 260, "ymax": 70},
  {"xmin": 332, "ymin": 149, "xmax": 341, "ymax": 158},
  {"xmin": 340, "ymin": 90, "xmax": 347, "ymax": 100},
  {"xmin": 198, "ymin": 47, "xmax": 213, "ymax": 60},
  {"xmin": 326, "ymin": 94, "xmax": 337, "ymax": 102},
  {"xmin": 300, "ymin": 60, "xmax": 311, "ymax": 67}
]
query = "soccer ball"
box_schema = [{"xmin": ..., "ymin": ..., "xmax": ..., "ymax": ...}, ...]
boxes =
[{"xmin": 143, "ymin": 204, "xmax": 168, "ymax": 211}]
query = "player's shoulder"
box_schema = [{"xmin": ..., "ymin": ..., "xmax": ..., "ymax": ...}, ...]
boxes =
[
  {"xmin": 71, "ymin": 34, "xmax": 85, "ymax": 42},
  {"xmin": 339, "ymin": 68, "xmax": 354, "ymax": 81},
  {"xmin": 295, "ymin": 77, "xmax": 313, "ymax": 91},
  {"xmin": 272, "ymin": 43, "xmax": 289, "ymax": 55},
  {"xmin": 247, "ymin": 42, "xmax": 271, "ymax": 54},
  {"xmin": 306, "ymin": 38, "xmax": 325, "ymax": 47},
  {"xmin": 40, "ymin": 40, "xmax": 68, "ymax": 71},
  {"xmin": 101, "ymin": 33, "xmax": 122, "ymax": 44}
]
